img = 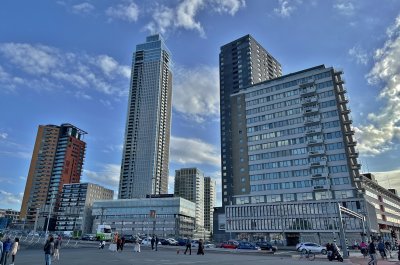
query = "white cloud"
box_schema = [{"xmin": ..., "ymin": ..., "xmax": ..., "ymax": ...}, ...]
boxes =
[
  {"xmin": 274, "ymin": 0, "xmax": 296, "ymax": 18},
  {"xmin": 72, "ymin": 2, "xmax": 95, "ymax": 14},
  {"xmin": 0, "ymin": 132, "xmax": 8, "ymax": 139},
  {"xmin": 211, "ymin": 0, "xmax": 246, "ymax": 15},
  {"xmin": 106, "ymin": 0, "xmax": 139, "ymax": 22},
  {"xmin": 333, "ymin": 0, "xmax": 355, "ymax": 16},
  {"xmin": 145, "ymin": 0, "xmax": 245, "ymax": 37},
  {"xmin": 355, "ymin": 15, "xmax": 400, "ymax": 156},
  {"xmin": 173, "ymin": 65, "xmax": 219, "ymax": 122},
  {"xmin": 348, "ymin": 45, "xmax": 369, "ymax": 65},
  {"xmin": 0, "ymin": 190, "xmax": 23, "ymax": 210},
  {"xmin": 372, "ymin": 169, "xmax": 400, "ymax": 192},
  {"xmin": 170, "ymin": 136, "xmax": 220, "ymax": 167},
  {"xmin": 83, "ymin": 164, "xmax": 120, "ymax": 190},
  {"xmin": 0, "ymin": 42, "xmax": 130, "ymax": 98}
]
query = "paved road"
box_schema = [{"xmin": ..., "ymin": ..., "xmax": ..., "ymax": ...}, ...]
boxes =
[{"xmin": 14, "ymin": 245, "xmax": 352, "ymax": 265}]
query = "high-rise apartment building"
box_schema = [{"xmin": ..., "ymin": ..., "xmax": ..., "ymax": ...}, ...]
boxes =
[
  {"xmin": 225, "ymin": 65, "xmax": 364, "ymax": 244},
  {"xmin": 119, "ymin": 34, "xmax": 172, "ymax": 199},
  {"xmin": 174, "ymin": 168, "xmax": 205, "ymax": 232},
  {"xmin": 20, "ymin": 124, "xmax": 86, "ymax": 225},
  {"xmin": 204, "ymin": 177, "xmax": 216, "ymax": 233},
  {"xmin": 220, "ymin": 34, "xmax": 282, "ymax": 206},
  {"xmin": 56, "ymin": 183, "xmax": 113, "ymax": 235}
]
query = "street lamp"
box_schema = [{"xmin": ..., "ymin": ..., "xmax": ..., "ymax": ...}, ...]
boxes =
[{"xmin": 45, "ymin": 193, "xmax": 55, "ymax": 236}]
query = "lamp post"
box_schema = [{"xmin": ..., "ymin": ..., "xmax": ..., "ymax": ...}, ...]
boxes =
[{"xmin": 45, "ymin": 193, "xmax": 55, "ymax": 236}]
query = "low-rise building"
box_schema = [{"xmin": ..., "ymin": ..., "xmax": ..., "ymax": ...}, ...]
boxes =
[{"xmin": 91, "ymin": 196, "xmax": 196, "ymax": 238}]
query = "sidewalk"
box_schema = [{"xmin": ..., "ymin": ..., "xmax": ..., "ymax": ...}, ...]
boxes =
[{"xmin": 349, "ymin": 256, "xmax": 400, "ymax": 265}]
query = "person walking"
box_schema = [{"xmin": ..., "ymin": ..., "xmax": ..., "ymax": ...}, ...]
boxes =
[
  {"xmin": 53, "ymin": 236, "xmax": 62, "ymax": 261},
  {"xmin": 155, "ymin": 236, "xmax": 159, "ymax": 251},
  {"xmin": 44, "ymin": 235, "xmax": 55, "ymax": 265},
  {"xmin": 151, "ymin": 236, "xmax": 155, "ymax": 250},
  {"xmin": 368, "ymin": 240, "xmax": 377, "ymax": 265},
  {"xmin": 120, "ymin": 236, "xmax": 125, "ymax": 252},
  {"xmin": 133, "ymin": 238, "xmax": 141, "ymax": 253},
  {"xmin": 1, "ymin": 237, "xmax": 12, "ymax": 265},
  {"xmin": 377, "ymin": 240, "xmax": 386, "ymax": 260},
  {"xmin": 116, "ymin": 237, "xmax": 122, "ymax": 252},
  {"xmin": 197, "ymin": 239, "xmax": 204, "ymax": 255},
  {"xmin": 184, "ymin": 238, "xmax": 192, "ymax": 255},
  {"xmin": 9, "ymin": 237, "xmax": 19, "ymax": 265}
]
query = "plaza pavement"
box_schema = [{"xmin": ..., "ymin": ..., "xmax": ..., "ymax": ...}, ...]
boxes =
[{"xmin": 14, "ymin": 244, "xmax": 351, "ymax": 265}]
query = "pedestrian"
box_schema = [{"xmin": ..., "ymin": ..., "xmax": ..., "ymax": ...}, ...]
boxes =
[
  {"xmin": 1, "ymin": 237, "xmax": 12, "ymax": 265},
  {"xmin": 53, "ymin": 236, "xmax": 62, "ymax": 261},
  {"xmin": 121, "ymin": 236, "xmax": 125, "ymax": 252},
  {"xmin": 368, "ymin": 240, "xmax": 377, "ymax": 265},
  {"xmin": 377, "ymin": 240, "xmax": 386, "ymax": 260},
  {"xmin": 0, "ymin": 239, "xmax": 3, "ymax": 264},
  {"xmin": 44, "ymin": 235, "xmax": 55, "ymax": 265},
  {"xmin": 197, "ymin": 239, "xmax": 204, "ymax": 255},
  {"xmin": 155, "ymin": 236, "xmax": 159, "ymax": 251},
  {"xmin": 133, "ymin": 238, "xmax": 141, "ymax": 253},
  {"xmin": 384, "ymin": 241, "xmax": 391, "ymax": 258},
  {"xmin": 117, "ymin": 237, "xmax": 122, "ymax": 252},
  {"xmin": 184, "ymin": 238, "xmax": 192, "ymax": 255},
  {"xmin": 9, "ymin": 237, "xmax": 19, "ymax": 265},
  {"xmin": 151, "ymin": 236, "xmax": 155, "ymax": 250}
]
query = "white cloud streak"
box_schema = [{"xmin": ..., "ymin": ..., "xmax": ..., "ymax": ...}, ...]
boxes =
[
  {"xmin": 173, "ymin": 65, "xmax": 219, "ymax": 122},
  {"xmin": 170, "ymin": 136, "xmax": 221, "ymax": 167},
  {"xmin": 348, "ymin": 45, "xmax": 369, "ymax": 65},
  {"xmin": 72, "ymin": 2, "xmax": 95, "ymax": 14},
  {"xmin": 274, "ymin": 0, "xmax": 296, "ymax": 18},
  {"xmin": 145, "ymin": 0, "xmax": 245, "ymax": 37},
  {"xmin": 106, "ymin": 0, "xmax": 139, "ymax": 22},
  {"xmin": 0, "ymin": 42, "xmax": 130, "ymax": 97},
  {"xmin": 333, "ymin": 0, "xmax": 355, "ymax": 16},
  {"xmin": 0, "ymin": 190, "xmax": 23, "ymax": 210},
  {"xmin": 355, "ymin": 15, "xmax": 400, "ymax": 156}
]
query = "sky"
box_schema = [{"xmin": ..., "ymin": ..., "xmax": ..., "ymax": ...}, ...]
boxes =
[{"xmin": 1, "ymin": 0, "xmax": 400, "ymax": 211}]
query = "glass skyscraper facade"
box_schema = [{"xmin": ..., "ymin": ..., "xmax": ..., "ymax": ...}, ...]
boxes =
[
  {"xmin": 119, "ymin": 35, "xmax": 172, "ymax": 199},
  {"xmin": 219, "ymin": 35, "xmax": 282, "ymax": 206}
]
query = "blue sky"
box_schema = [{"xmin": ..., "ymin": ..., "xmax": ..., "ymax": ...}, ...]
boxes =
[{"xmin": 1, "ymin": 0, "xmax": 400, "ymax": 211}]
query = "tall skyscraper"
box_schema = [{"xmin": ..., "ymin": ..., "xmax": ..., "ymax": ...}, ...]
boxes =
[
  {"xmin": 204, "ymin": 177, "xmax": 216, "ymax": 233},
  {"xmin": 174, "ymin": 168, "xmax": 205, "ymax": 232},
  {"xmin": 225, "ymin": 65, "xmax": 364, "ymax": 244},
  {"xmin": 20, "ymin": 124, "xmax": 86, "ymax": 225},
  {"xmin": 119, "ymin": 34, "xmax": 172, "ymax": 199},
  {"xmin": 219, "ymin": 34, "xmax": 282, "ymax": 206}
]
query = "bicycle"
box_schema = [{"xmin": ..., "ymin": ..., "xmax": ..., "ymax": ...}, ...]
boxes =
[{"xmin": 299, "ymin": 249, "xmax": 315, "ymax": 261}]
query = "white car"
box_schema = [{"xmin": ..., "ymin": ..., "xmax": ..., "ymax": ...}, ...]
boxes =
[
  {"xmin": 297, "ymin": 242, "xmax": 327, "ymax": 255},
  {"xmin": 141, "ymin": 238, "xmax": 161, "ymax": 246}
]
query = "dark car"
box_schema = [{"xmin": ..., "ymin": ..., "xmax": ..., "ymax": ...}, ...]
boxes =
[
  {"xmin": 176, "ymin": 238, "xmax": 188, "ymax": 246},
  {"xmin": 256, "ymin": 242, "xmax": 277, "ymax": 252},
  {"xmin": 123, "ymin": 235, "xmax": 137, "ymax": 243},
  {"xmin": 81, "ymin": 234, "xmax": 96, "ymax": 241},
  {"xmin": 159, "ymin": 238, "xmax": 170, "ymax": 245},
  {"xmin": 237, "ymin": 242, "xmax": 260, "ymax": 250}
]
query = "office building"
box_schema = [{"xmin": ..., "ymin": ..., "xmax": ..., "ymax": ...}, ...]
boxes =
[
  {"xmin": 219, "ymin": 34, "xmax": 282, "ymax": 207},
  {"xmin": 119, "ymin": 34, "xmax": 172, "ymax": 199},
  {"xmin": 204, "ymin": 177, "xmax": 216, "ymax": 233},
  {"xmin": 225, "ymin": 65, "xmax": 366, "ymax": 245},
  {"xmin": 20, "ymin": 124, "xmax": 86, "ymax": 226},
  {"xmin": 92, "ymin": 197, "xmax": 196, "ymax": 238},
  {"xmin": 0, "ymin": 209, "xmax": 20, "ymax": 229},
  {"xmin": 55, "ymin": 183, "xmax": 114, "ymax": 235},
  {"xmin": 174, "ymin": 168, "xmax": 205, "ymax": 233}
]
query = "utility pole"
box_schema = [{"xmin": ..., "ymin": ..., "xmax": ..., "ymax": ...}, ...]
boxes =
[
  {"xmin": 45, "ymin": 193, "xmax": 55, "ymax": 236},
  {"xmin": 33, "ymin": 208, "xmax": 40, "ymax": 233}
]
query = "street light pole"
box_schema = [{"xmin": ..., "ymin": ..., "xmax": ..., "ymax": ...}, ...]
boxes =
[{"xmin": 45, "ymin": 193, "xmax": 55, "ymax": 236}]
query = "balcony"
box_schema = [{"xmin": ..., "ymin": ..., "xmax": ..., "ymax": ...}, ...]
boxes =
[
  {"xmin": 343, "ymin": 119, "xmax": 353, "ymax": 125},
  {"xmin": 300, "ymin": 86, "xmax": 317, "ymax": 96},
  {"xmin": 310, "ymin": 160, "xmax": 327, "ymax": 167},
  {"xmin": 307, "ymin": 139, "xmax": 324, "ymax": 145},
  {"xmin": 301, "ymin": 97, "xmax": 318, "ymax": 105},
  {"xmin": 313, "ymin": 185, "xmax": 331, "ymax": 191},
  {"xmin": 303, "ymin": 106, "xmax": 319, "ymax": 115},
  {"xmin": 349, "ymin": 152, "xmax": 359, "ymax": 158},
  {"xmin": 351, "ymin": 164, "xmax": 361, "ymax": 170},
  {"xmin": 312, "ymin": 172, "xmax": 329, "ymax": 178},
  {"xmin": 304, "ymin": 116, "xmax": 321, "ymax": 125},
  {"xmin": 338, "ymin": 97, "xmax": 349, "ymax": 104},
  {"xmin": 345, "ymin": 130, "xmax": 355, "ymax": 136},
  {"xmin": 347, "ymin": 140, "xmax": 357, "ymax": 147},
  {"xmin": 337, "ymin": 87, "xmax": 347, "ymax": 94},
  {"xmin": 340, "ymin": 108, "xmax": 351, "ymax": 115},
  {"xmin": 308, "ymin": 150, "xmax": 326, "ymax": 156},
  {"xmin": 305, "ymin": 127, "xmax": 322, "ymax": 135}
]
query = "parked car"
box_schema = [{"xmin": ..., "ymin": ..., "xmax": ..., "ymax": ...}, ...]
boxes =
[
  {"xmin": 204, "ymin": 242, "xmax": 215, "ymax": 248},
  {"xmin": 124, "ymin": 235, "xmax": 141, "ymax": 243},
  {"xmin": 141, "ymin": 238, "xmax": 161, "ymax": 246},
  {"xmin": 81, "ymin": 234, "xmax": 96, "ymax": 241},
  {"xmin": 166, "ymin": 238, "xmax": 179, "ymax": 246},
  {"xmin": 220, "ymin": 240, "xmax": 239, "ymax": 249},
  {"xmin": 191, "ymin": 240, "xmax": 199, "ymax": 248},
  {"xmin": 296, "ymin": 242, "xmax": 327, "ymax": 254},
  {"xmin": 255, "ymin": 241, "xmax": 277, "ymax": 252},
  {"xmin": 176, "ymin": 238, "xmax": 188, "ymax": 246},
  {"xmin": 237, "ymin": 242, "xmax": 260, "ymax": 250}
]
